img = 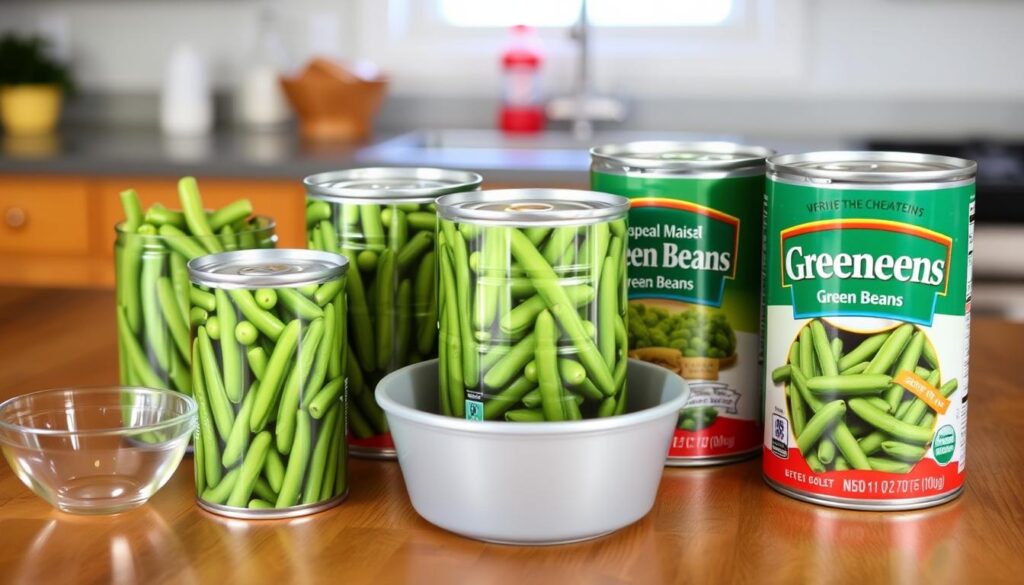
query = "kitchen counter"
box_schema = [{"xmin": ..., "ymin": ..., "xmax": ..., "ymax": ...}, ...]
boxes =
[
  {"xmin": 0, "ymin": 287, "xmax": 1022, "ymax": 584},
  {"xmin": 0, "ymin": 126, "xmax": 592, "ymax": 185},
  {"xmin": 0, "ymin": 125, "xmax": 851, "ymax": 185}
]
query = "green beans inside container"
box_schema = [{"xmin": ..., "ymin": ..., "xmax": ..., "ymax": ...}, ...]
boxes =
[
  {"xmin": 114, "ymin": 180, "xmax": 276, "ymax": 396},
  {"xmin": 188, "ymin": 249, "xmax": 348, "ymax": 519},
  {"xmin": 303, "ymin": 167, "xmax": 482, "ymax": 457},
  {"xmin": 436, "ymin": 189, "xmax": 630, "ymax": 422}
]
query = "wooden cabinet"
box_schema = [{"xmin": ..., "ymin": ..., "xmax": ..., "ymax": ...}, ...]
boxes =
[
  {"xmin": 0, "ymin": 175, "xmax": 306, "ymax": 288},
  {"xmin": 0, "ymin": 177, "xmax": 92, "ymax": 255}
]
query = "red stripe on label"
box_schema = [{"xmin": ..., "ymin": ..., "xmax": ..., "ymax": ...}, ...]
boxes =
[
  {"xmin": 763, "ymin": 447, "xmax": 964, "ymax": 500},
  {"xmin": 349, "ymin": 433, "xmax": 394, "ymax": 450},
  {"xmin": 781, "ymin": 219, "xmax": 952, "ymax": 247},
  {"xmin": 631, "ymin": 198, "xmax": 739, "ymax": 228},
  {"xmin": 668, "ymin": 417, "xmax": 762, "ymax": 459}
]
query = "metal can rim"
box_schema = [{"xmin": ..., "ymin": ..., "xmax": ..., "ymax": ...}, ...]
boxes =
[
  {"xmin": 767, "ymin": 151, "xmax": 977, "ymax": 184},
  {"xmin": 303, "ymin": 167, "xmax": 483, "ymax": 202},
  {"xmin": 188, "ymin": 248, "xmax": 349, "ymax": 289},
  {"xmin": 436, "ymin": 189, "xmax": 630, "ymax": 226},
  {"xmin": 590, "ymin": 141, "xmax": 773, "ymax": 173}
]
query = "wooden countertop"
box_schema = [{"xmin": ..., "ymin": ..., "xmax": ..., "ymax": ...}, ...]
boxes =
[{"xmin": 1, "ymin": 288, "xmax": 1022, "ymax": 584}]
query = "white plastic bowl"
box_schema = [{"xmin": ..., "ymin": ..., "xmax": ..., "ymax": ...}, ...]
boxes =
[{"xmin": 376, "ymin": 359, "xmax": 688, "ymax": 545}]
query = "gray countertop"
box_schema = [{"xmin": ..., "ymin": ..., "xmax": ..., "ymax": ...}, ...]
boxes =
[
  {"xmin": 0, "ymin": 126, "xmax": 853, "ymax": 185},
  {"xmin": 0, "ymin": 126, "xmax": 593, "ymax": 184}
]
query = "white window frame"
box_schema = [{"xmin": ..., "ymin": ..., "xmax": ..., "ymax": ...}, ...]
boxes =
[{"xmin": 354, "ymin": 0, "xmax": 807, "ymax": 97}]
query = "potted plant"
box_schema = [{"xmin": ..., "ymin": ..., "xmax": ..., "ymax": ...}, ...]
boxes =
[{"xmin": 0, "ymin": 34, "xmax": 74, "ymax": 136}]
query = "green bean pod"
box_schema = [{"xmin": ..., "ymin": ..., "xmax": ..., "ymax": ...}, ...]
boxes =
[
  {"xmin": 797, "ymin": 400, "xmax": 846, "ymax": 454},
  {"xmin": 810, "ymin": 320, "xmax": 839, "ymax": 376},
  {"xmin": 177, "ymin": 177, "xmax": 223, "ymax": 254},
  {"xmin": 884, "ymin": 331, "xmax": 925, "ymax": 411},
  {"xmin": 865, "ymin": 324, "xmax": 914, "ymax": 375},
  {"xmin": 249, "ymin": 319, "xmax": 300, "ymax": 432},
  {"xmin": 837, "ymin": 331, "xmax": 890, "ymax": 371},
  {"xmin": 805, "ymin": 374, "xmax": 892, "ymax": 397},
  {"xmin": 847, "ymin": 398, "xmax": 935, "ymax": 444},
  {"xmin": 375, "ymin": 248, "xmax": 397, "ymax": 370},
  {"xmin": 275, "ymin": 409, "xmax": 312, "ymax": 508},
  {"xmin": 226, "ymin": 431, "xmax": 272, "ymax": 508},
  {"xmin": 191, "ymin": 339, "xmax": 222, "ymax": 488},
  {"xmin": 197, "ymin": 326, "xmax": 235, "ymax": 440}
]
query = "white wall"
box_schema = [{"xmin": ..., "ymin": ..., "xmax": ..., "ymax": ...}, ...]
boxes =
[
  {"xmin": 807, "ymin": 1, "xmax": 1024, "ymax": 99},
  {"xmin": 4, "ymin": 0, "xmax": 1024, "ymax": 99},
  {"xmin": 0, "ymin": 0, "xmax": 359, "ymax": 92}
]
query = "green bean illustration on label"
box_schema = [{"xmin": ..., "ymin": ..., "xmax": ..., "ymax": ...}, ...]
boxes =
[
  {"xmin": 436, "ymin": 189, "xmax": 629, "ymax": 421},
  {"xmin": 188, "ymin": 249, "xmax": 348, "ymax": 518},
  {"xmin": 303, "ymin": 168, "xmax": 482, "ymax": 457}
]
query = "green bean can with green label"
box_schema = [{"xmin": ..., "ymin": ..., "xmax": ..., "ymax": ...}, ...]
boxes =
[
  {"xmin": 303, "ymin": 168, "xmax": 482, "ymax": 457},
  {"xmin": 436, "ymin": 189, "xmax": 630, "ymax": 421},
  {"xmin": 114, "ymin": 178, "xmax": 277, "ymax": 397},
  {"xmin": 188, "ymin": 249, "xmax": 348, "ymax": 519},
  {"xmin": 591, "ymin": 142, "xmax": 771, "ymax": 465},
  {"xmin": 763, "ymin": 151, "xmax": 976, "ymax": 510}
]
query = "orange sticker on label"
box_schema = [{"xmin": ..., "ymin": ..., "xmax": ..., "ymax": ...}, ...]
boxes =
[{"xmin": 894, "ymin": 370, "xmax": 950, "ymax": 415}]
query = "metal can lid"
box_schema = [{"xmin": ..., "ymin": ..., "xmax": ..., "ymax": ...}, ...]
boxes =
[
  {"xmin": 436, "ymin": 189, "xmax": 629, "ymax": 226},
  {"xmin": 590, "ymin": 141, "xmax": 772, "ymax": 173},
  {"xmin": 188, "ymin": 249, "xmax": 348, "ymax": 289},
  {"xmin": 768, "ymin": 151, "xmax": 977, "ymax": 184},
  {"xmin": 303, "ymin": 167, "xmax": 483, "ymax": 202}
]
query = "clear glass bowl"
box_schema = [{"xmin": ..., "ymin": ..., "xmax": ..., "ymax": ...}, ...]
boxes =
[{"xmin": 0, "ymin": 386, "xmax": 196, "ymax": 514}]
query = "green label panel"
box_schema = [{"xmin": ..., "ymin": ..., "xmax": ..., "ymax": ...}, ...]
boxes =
[
  {"xmin": 591, "ymin": 172, "xmax": 763, "ymax": 332},
  {"xmin": 626, "ymin": 202, "xmax": 738, "ymax": 307},
  {"xmin": 765, "ymin": 181, "xmax": 973, "ymax": 323}
]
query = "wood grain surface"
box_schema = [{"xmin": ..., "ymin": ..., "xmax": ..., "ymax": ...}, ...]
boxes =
[{"xmin": 0, "ymin": 288, "xmax": 1022, "ymax": 584}]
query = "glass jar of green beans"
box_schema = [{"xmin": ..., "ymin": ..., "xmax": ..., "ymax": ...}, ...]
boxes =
[
  {"xmin": 435, "ymin": 189, "xmax": 630, "ymax": 422},
  {"xmin": 114, "ymin": 178, "xmax": 276, "ymax": 395},
  {"xmin": 187, "ymin": 249, "xmax": 348, "ymax": 519},
  {"xmin": 303, "ymin": 167, "xmax": 482, "ymax": 457}
]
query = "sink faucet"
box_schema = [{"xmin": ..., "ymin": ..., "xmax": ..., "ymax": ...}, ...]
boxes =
[{"xmin": 546, "ymin": 0, "xmax": 627, "ymax": 140}]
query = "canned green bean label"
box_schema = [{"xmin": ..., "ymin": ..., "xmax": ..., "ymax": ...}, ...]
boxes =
[
  {"xmin": 591, "ymin": 142, "xmax": 771, "ymax": 464},
  {"xmin": 763, "ymin": 152, "xmax": 976, "ymax": 510}
]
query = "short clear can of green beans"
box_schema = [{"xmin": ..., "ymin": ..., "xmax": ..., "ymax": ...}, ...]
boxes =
[
  {"xmin": 114, "ymin": 216, "xmax": 276, "ymax": 395},
  {"xmin": 435, "ymin": 189, "xmax": 630, "ymax": 422},
  {"xmin": 187, "ymin": 249, "xmax": 349, "ymax": 519},
  {"xmin": 303, "ymin": 167, "xmax": 482, "ymax": 458}
]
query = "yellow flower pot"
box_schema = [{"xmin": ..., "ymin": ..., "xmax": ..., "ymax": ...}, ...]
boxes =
[{"xmin": 0, "ymin": 84, "xmax": 63, "ymax": 136}]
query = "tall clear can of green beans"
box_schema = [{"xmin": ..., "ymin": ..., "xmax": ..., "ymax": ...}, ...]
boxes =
[
  {"xmin": 436, "ymin": 189, "xmax": 630, "ymax": 422},
  {"xmin": 303, "ymin": 168, "xmax": 482, "ymax": 458},
  {"xmin": 188, "ymin": 249, "xmax": 349, "ymax": 519},
  {"xmin": 114, "ymin": 178, "xmax": 276, "ymax": 395}
]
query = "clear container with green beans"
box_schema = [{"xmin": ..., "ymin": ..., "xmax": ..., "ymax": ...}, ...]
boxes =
[
  {"xmin": 435, "ymin": 189, "xmax": 630, "ymax": 422},
  {"xmin": 114, "ymin": 178, "xmax": 276, "ymax": 395},
  {"xmin": 187, "ymin": 249, "xmax": 349, "ymax": 519},
  {"xmin": 302, "ymin": 167, "xmax": 482, "ymax": 457}
]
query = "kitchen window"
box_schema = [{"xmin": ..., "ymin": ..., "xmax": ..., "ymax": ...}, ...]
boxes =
[
  {"xmin": 355, "ymin": 0, "xmax": 806, "ymax": 96},
  {"xmin": 437, "ymin": 0, "xmax": 736, "ymax": 28}
]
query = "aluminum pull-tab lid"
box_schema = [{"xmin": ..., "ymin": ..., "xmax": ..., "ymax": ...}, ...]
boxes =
[
  {"xmin": 188, "ymin": 249, "xmax": 348, "ymax": 289},
  {"xmin": 768, "ymin": 151, "xmax": 977, "ymax": 184},
  {"xmin": 590, "ymin": 141, "xmax": 772, "ymax": 173},
  {"xmin": 436, "ymin": 189, "xmax": 630, "ymax": 226},
  {"xmin": 303, "ymin": 167, "xmax": 483, "ymax": 202}
]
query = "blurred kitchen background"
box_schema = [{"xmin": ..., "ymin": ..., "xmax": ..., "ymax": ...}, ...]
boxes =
[{"xmin": 0, "ymin": 0, "xmax": 1021, "ymax": 317}]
